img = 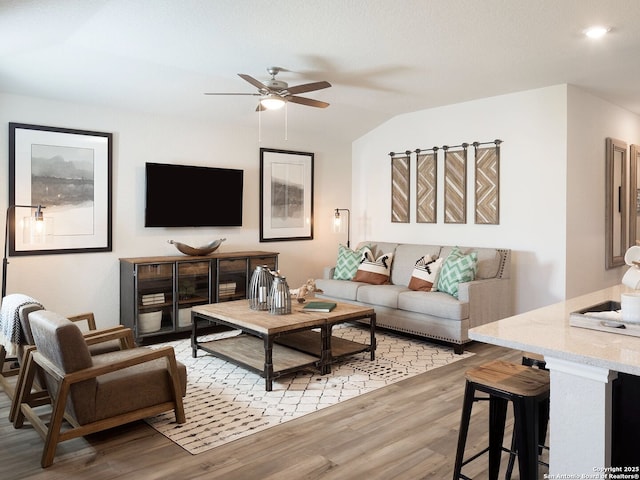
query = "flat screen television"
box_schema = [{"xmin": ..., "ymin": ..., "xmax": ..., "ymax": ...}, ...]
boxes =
[{"xmin": 145, "ymin": 162, "xmax": 243, "ymax": 227}]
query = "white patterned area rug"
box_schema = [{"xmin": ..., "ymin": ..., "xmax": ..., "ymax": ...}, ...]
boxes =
[{"xmin": 146, "ymin": 325, "xmax": 473, "ymax": 455}]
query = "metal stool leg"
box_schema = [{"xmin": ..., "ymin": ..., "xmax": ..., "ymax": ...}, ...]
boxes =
[
  {"xmin": 512, "ymin": 396, "xmax": 539, "ymax": 480},
  {"xmin": 488, "ymin": 396, "xmax": 508, "ymax": 480},
  {"xmin": 453, "ymin": 381, "xmax": 476, "ymax": 479}
]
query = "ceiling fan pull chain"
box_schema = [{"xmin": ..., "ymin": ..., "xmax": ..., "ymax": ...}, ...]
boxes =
[{"xmin": 285, "ymin": 102, "xmax": 288, "ymax": 141}]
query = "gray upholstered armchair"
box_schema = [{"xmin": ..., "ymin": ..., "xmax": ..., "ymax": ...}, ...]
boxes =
[
  {"xmin": 15, "ymin": 310, "xmax": 187, "ymax": 468},
  {"xmin": 7, "ymin": 303, "xmax": 134, "ymax": 424}
]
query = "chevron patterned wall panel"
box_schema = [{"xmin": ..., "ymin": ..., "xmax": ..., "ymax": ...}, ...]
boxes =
[
  {"xmin": 444, "ymin": 148, "xmax": 467, "ymax": 224},
  {"xmin": 416, "ymin": 152, "xmax": 437, "ymax": 223},
  {"xmin": 475, "ymin": 145, "xmax": 500, "ymax": 224},
  {"xmin": 391, "ymin": 155, "xmax": 410, "ymax": 223}
]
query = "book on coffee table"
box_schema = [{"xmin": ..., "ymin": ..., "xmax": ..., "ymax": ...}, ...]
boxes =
[{"xmin": 303, "ymin": 301, "xmax": 337, "ymax": 312}]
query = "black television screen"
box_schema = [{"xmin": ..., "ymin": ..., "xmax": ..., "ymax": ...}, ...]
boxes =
[{"xmin": 145, "ymin": 162, "xmax": 243, "ymax": 227}]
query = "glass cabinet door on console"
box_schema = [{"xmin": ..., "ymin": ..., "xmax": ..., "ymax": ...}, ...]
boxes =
[
  {"xmin": 176, "ymin": 260, "xmax": 210, "ymax": 330},
  {"xmin": 216, "ymin": 258, "xmax": 248, "ymax": 302},
  {"xmin": 135, "ymin": 263, "xmax": 174, "ymax": 338},
  {"xmin": 215, "ymin": 254, "xmax": 278, "ymax": 303}
]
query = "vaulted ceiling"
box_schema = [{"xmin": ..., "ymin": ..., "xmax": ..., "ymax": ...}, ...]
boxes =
[{"xmin": 2, "ymin": 0, "xmax": 640, "ymax": 142}]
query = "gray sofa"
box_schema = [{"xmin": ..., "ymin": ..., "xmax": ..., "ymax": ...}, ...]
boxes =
[{"xmin": 315, "ymin": 241, "xmax": 512, "ymax": 353}]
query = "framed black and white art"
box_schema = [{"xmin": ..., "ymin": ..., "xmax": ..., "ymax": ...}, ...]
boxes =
[
  {"xmin": 8, "ymin": 123, "xmax": 113, "ymax": 256},
  {"xmin": 259, "ymin": 148, "xmax": 314, "ymax": 242}
]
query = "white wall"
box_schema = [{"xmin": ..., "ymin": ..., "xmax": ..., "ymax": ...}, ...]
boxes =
[
  {"xmin": 0, "ymin": 93, "xmax": 352, "ymax": 328},
  {"xmin": 566, "ymin": 86, "xmax": 640, "ymax": 298},
  {"xmin": 5, "ymin": 85, "xmax": 638, "ymax": 326},
  {"xmin": 353, "ymin": 85, "xmax": 572, "ymax": 314}
]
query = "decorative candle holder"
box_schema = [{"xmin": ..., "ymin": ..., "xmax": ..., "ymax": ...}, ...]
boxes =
[
  {"xmin": 248, "ymin": 265, "xmax": 273, "ymax": 310},
  {"xmin": 269, "ymin": 273, "xmax": 291, "ymax": 315}
]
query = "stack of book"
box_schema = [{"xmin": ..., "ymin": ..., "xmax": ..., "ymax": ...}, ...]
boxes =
[
  {"xmin": 219, "ymin": 282, "xmax": 236, "ymax": 298},
  {"xmin": 141, "ymin": 293, "xmax": 165, "ymax": 306}
]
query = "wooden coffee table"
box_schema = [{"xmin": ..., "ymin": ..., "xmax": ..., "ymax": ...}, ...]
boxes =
[{"xmin": 191, "ymin": 300, "xmax": 376, "ymax": 390}]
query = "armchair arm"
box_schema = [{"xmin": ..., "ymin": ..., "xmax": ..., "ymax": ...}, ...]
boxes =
[
  {"xmin": 84, "ymin": 327, "xmax": 134, "ymax": 350},
  {"xmin": 67, "ymin": 312, "xmax": 97, "ymax": 331},
  {"xmin": 33, "ymin": 346, "xmax": 180, "ymax": 387}
]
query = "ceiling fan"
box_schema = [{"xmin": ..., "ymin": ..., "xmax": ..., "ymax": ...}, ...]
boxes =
[{"xmin": 205, "ymin": 67, "xmax": 331, "ymax": 111}]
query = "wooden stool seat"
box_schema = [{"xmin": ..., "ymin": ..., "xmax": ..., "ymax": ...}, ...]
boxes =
[
  {"xmin": 465, "ymin": 360, "xmax": 549, "ymax": 397},
  {"xmin": 453, "ymin": 360, "xmax": 550, "ymax": 480}
]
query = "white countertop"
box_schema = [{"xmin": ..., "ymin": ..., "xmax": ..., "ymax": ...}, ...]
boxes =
[{"xmin": 469, "ymin": 284, "xmax": 640, "ymax": 376}]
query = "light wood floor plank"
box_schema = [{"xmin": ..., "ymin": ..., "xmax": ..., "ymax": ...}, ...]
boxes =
[{"xmin": 0, "ymin": 341, "xmax": 542, "ymax": 479}]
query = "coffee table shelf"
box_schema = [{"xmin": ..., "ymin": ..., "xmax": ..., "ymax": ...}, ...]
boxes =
[
  {"xmin": 199, "ymin": 334, "xmax": 320, "ymax": 374},
  {"xmin": 275, "ymin": 330, "xmax": 372, "ymax": 361}
]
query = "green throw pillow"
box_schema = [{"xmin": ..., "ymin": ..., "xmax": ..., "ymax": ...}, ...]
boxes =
[
  {"xmin": 333, "ymin": 244, "xmax": 372, "ymax": 280},
  {"xmin": 436, "ymin": 247, "xmax": 478, "ymax": 298}
]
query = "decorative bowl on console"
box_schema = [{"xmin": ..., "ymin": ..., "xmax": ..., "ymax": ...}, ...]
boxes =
[{"xmin": 168, "ymin": 238, "xmax": 226, "ymax": 256}]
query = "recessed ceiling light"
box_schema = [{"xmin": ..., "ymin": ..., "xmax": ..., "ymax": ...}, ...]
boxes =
[{"xmin": 584, "ymin": 26, "xmax": 610, "ymax": 39}]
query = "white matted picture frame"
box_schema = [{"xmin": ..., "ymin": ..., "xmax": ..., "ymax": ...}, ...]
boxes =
[
  {"xmin": 9, "ymin": 123, "xmax": 113, "ymax": 256},
  {"xmin": 260, "ymin": 148, "xmax": 314, "ymax": 242}
]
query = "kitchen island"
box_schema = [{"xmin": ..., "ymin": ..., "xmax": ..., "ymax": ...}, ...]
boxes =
[{"xmin": 469, "ymin": 284, "xmax": 640, "ymax": 475}]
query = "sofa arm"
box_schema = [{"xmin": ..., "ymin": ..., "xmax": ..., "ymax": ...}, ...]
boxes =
[
  {"xmin": 458, "ymin": 278, "xmax": 512, "ymax": 328},
  {"xmin": 323, "ymin": 266, "xmax": 336, "ymax": 279}
]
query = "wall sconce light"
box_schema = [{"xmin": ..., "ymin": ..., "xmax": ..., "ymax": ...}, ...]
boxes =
[
  {"xmin": 333, "ymin": 208, "xmax": 351, "ymax": 248},
  {"xmin": 2, "ymin": 204, "xmax": 48, "ymax": 298}
]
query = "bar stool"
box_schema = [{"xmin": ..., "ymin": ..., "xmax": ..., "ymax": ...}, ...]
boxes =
[
  {"xmin": 504, "ymin": 353, "xmax": 549, "ymax": 479},
  {"xmin": 452, "ymin": 360, "xmax": 550, "ymax": 480}
]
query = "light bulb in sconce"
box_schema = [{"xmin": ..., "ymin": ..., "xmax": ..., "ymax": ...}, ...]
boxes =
[
  {"xmin": 333, "ymin": 210, "xmax": 342, "ymax": 231},
  {"xmin": 333, "ymin": 208, "xmax": 351, "ymax": 248},
  {"xmin": 24, "ymin": 205, "xmax": 51, "ymax": 244}
]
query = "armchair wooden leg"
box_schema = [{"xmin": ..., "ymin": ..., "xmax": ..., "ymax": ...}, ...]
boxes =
[
  {"xmin": 166, "ymin": 353, "xmax": 186, "ymax": 424},
  {"xmin": 40, "ymin": 382, "xmax": 70, "ymax": 468},
  {"xmin": 9, "ymin": 347, "xmax": 51, "ymax": 428},
  {"xmin": 13, "ymin": 351, "xmax": 40, "ymax": 429}
]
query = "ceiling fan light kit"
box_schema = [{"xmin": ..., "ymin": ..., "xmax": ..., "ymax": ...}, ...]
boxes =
[
  {"xmin": 260, "ymin": 94, "xmax": 286, "ymax": 110},
  {"xmin": 205, "ymin": 66, "xmax": 331, "ymax": 112}
]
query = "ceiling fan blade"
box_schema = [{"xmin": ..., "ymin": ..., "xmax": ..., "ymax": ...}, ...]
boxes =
[
  {"xmin": 285, "ymin": 81, "xmax": 331, "ymax": 95},
  {"xmin": 204, "ymin": 92, "xmax": 260, "ymax": 96},
  {"xmin": 238, "ymin": 73, "xmax": 269, "ymax": 91},
  {"xmin": 288, "ymin": 96, "xmax": 330, "ymax": 108}
]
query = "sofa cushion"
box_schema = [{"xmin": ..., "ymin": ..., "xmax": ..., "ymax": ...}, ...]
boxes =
[
  {"xmin": 314, "ymin": 278, "xmax": 363, "ymax": 301},
  {"xmin": 90, "ymin": 350, "xmax": 187, "ymax": 424},
  {"xmin": 333, "ymin": 244, "xmax": 372, "ymax": 280},
  {"xmin": 437, "ymin": 247, "xmax": 478, "ymax": 298},
  {"xmin": 353, "ymin": 252, "xmax": 394, "ymax": 285},
  {"xmin": 391, "ymin": 244, "xmax": 442, "ymax": 286},
  {"xmin": 408, "ymin": 256, "xmax": 444, "ymax": 292},
  {"xmin": 356, "ymin": 284, "xmax": 409, "ymax": 308},
  {"xmin": 398, "ymin": 291, "xmax": 469, "ymax": 320}
]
